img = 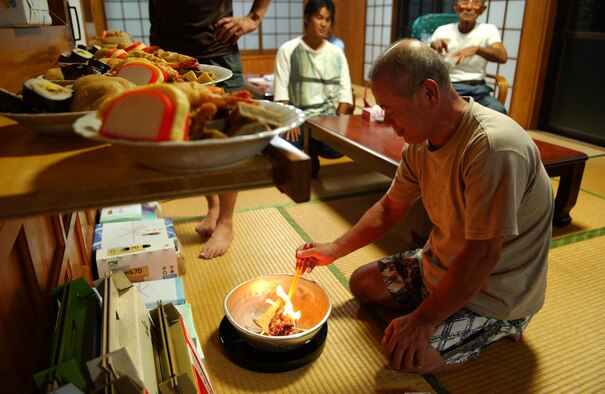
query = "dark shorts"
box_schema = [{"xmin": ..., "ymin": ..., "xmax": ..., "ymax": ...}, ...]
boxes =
[
  {"xmin": 197, "ymin": 50, "xmax": 244, "ymax": 92},
  {"xmin": 377, "ymin": 250, "xmax": 532, "ymax": 364}
]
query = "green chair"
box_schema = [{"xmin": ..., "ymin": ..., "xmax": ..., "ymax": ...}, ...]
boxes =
[
  {"xmin": 411, "ymin": 13, "xmax": 508, "ymax": 105},
  {"xmin": 411, "ymin": 13, "xmax": 459, "ymax": 43}
]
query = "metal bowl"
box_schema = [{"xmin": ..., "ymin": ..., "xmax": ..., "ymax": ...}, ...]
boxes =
[{"xmin": 223, "ymin": 274, "xmax": 332, "ymax": 352}]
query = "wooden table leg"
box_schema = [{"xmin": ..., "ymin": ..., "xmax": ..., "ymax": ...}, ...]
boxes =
[
  {"xmin": 303, "ymin": 124, "xmax": 320, "ymax": 178},
  {"xmin": 547, "ymin": 161, "xmax": 586, "ymax": 227}
]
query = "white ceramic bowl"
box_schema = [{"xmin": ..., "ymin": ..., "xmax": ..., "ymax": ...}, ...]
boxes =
[
  {"xmin": 2, "ymin": 111, "xmax": 94, "ymax": 136},
  {"xmin": 72, "ymin": 100, "xmax": 304, "ymax": 172},
  {"xmin": 224, "ymin": 274, "xmax": 332, "ymax": 352}
]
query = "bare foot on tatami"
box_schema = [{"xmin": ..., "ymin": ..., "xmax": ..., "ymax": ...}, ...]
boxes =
[
  {"xmin": 199, "ymin": 222, "xmax": 233, "ymax": 259},
  {"xmin": 195, "ymin": 214, "xmax": 217, "ymax": 237}
]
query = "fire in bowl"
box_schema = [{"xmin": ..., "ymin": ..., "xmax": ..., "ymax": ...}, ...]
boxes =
[{"xmin": 223, "ymin": 274, "xmax": 331, "ymax": 353}]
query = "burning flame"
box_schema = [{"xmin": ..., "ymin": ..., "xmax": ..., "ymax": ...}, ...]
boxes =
[{"xmin": 266, "ymin": 285, "xmax": 301, "ymax": 321}]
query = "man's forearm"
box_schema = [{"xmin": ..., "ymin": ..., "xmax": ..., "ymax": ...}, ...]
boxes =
[
  {"xmin": 248, "ymin": 0, "xmax": 272, "ymax": 22},
  {"xmin": 476, "ymin": 44, "xmax": 507, "ymax": 64}
]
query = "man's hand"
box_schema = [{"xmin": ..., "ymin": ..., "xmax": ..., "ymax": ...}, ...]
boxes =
[
  {"xmin": 284, "ymin": 127, "xmax": 301, "ymax": 142},
  {"xmin": 295, "ymin": 242, "xmax": 339, "ymax": 273},
  {"xmin": 450, "ymin": 43, "xmax": 508, "ymax": 64},
  {"xmin": 430, "ymin": 38, "xmax": 450, "ymax": 55},
  {"xmin": 449, "ymin": 45, "xmax": 480, "ymax": 65},
  {"xmin": 382, "ymin": 312, "xmax": 435, "ymax": 371},
  {"xmin": 215, "ymin": 14, "xmax": 261, "ymax": 45}
]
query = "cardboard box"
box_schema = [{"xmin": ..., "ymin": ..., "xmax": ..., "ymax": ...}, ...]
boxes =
[
  {"xmin": 0, "ymin": 0, "xmax": 52, "ymax": 27},
  {"xmin": 88, "ymin": 272, "xmax": 157, "ymax": 393},
  {"xmin": 93, "ymin": 218, "xmax": 186, "ymax": 279},
  {"xmin": 175, "ymin": 303, "xmax": 203, "ymax": 359},
  {"xmin": 134, "ymin": 277, "xmax": 186, "ymax": 309},
  {"xmin": 95, "ymin": 240, "xmax": 178, "ymax": 282},
  {"xmin": 93, "ymin": 218, "xmax": 176, "ymax": 251}
]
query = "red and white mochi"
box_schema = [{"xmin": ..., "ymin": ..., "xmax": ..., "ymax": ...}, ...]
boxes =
[
  {"xmin": 114, "ymin": 61, "xmax": 167, "ymax": 85},
  {"xmin": 100, "ymin": 84, "xmax": 190, "ymax": 141},
  {"xmin": 124, "ymin": 41, "xmax": 147, "ymax": 54}
]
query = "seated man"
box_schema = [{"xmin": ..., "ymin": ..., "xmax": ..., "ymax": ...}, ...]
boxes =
[
  {"xmin": 430, "ymin": 0, "xmax": 508, "ymax": 114},
  {"xmin": 295, "ymin": 39, "xmax": 553, "ymax": 374},
  {"xmin": 273, "ymin": 0, "xmax": 354, "ymax": 159}
]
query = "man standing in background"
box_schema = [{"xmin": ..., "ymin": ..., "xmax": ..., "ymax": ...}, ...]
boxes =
[{"xmin": 149, "ymin": 0, "xmax": 272, "ymax": 259}]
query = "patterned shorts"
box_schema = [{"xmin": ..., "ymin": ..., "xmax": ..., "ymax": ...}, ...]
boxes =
[{"xmin": 377, "ymin": 250, "xmax": 533, "ymax": 364}]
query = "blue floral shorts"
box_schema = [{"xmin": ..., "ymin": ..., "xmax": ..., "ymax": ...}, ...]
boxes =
[{"xmin": 377, "ymin": 250, "xmax": 532, "ymax": 364}]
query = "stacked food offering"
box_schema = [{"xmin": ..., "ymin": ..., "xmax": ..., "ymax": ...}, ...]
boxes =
[
  {"xmin": 43, "ymin": 36, "xmax": 220, "ymax": 85},
  {"xmin": 0, "ymin": 30, "xmax": 229, "ymax": 124}
]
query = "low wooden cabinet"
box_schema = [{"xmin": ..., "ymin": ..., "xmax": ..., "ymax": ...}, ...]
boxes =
[{"xmin": 0, "ymin": 211, "xmax": 96, "ymax": 392}]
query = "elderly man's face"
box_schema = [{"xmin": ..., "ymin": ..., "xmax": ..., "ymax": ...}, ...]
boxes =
[
  {"xmin": 371, "ymin": 76, "xmax": 430, "ymax": 144},
  {"xmin": 454, "ymin": 0, "xmax": 486, "ymax": 23}
]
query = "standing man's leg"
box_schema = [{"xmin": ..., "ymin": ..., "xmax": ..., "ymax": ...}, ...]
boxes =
[
  {"xmin": 194, "ymin": 51, "xmax": 244, "ymax": 259},
  {"xmin": 198, "ymin": 192, "xmax": 236, "ymax": 259}
]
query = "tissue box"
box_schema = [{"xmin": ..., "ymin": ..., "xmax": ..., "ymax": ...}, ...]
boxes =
[
  {"xmin": 95, "ymin": 240, "xmax": 178, "ymax": 282},
  {"xmin": 362, "ymin": 106, "xmax": 385, "ymax": 122},
  {"xmin": 0, "ymin": 0, "xmax": 52, "ymax": 27},
  {"xmin": 134, "ymin": 277, "xmax": 186, "ymax": 309},
  {"xmin": 99, "ymin": 204, "xmax": 143, "ymax": 223}
]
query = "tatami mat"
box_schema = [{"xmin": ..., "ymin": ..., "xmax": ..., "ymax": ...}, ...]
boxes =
[
  {"xmin": 436, "ymin": 236, "xmax": 605, "ymax": 393},
  {"xmin": 578, "ymin": 156, "xmax": 605, "ymax": 197},
  {"xmin": 173, "ymin": 208, "xmax": 433, "ymax": 394},
  {"xmin": 551, "ymin": 177, "xmax": 605, "ymax": 239}
]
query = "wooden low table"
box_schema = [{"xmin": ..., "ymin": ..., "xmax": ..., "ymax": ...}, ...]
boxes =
[{"xmin": 304, "ymin": 115, "xmax": 588, "ymax": 227}]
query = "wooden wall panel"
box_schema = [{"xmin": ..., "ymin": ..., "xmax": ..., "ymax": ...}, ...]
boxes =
[
  {"xmin": 0, "ymin": 221, "xmax": 52, "ymax": 393},
  {"xmin": 0, "ymin": 26, "xmax": 72, "ymax": 93},
  {"xmin": 241, "ymin": 53, "xmax": 277, "ymax": 75},
  {"xmin": 22, "ymin": 216, "xmax": 59, "ymax": 293}
]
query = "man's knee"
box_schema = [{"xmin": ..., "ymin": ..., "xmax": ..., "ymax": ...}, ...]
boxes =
[
  {"xmin": 349, "ymin": 267, "xmax": 370, "ymax": 304},
  {"xmin": 349, "ymin": 266, "xmax": 380, "ymax": 305}
]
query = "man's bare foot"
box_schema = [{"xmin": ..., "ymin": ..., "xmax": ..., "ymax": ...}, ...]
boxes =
[
  {"xmin": 506, "ymin": 333, "xmax": 524, "ymax": 343},
  {"xmin": 196, "ymin": 195, "xmax": 220, "ymax": 237},
  {"xmin": 199, "ymin": 222, "xmax": 233, "ymax": 259},
  {"xmin": 195, "ymin": 215, "xmax": 217, "ymax": 237}
]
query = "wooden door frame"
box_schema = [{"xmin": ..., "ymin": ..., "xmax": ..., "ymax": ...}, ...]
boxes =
[{"xmin": 509, "ymin": 0, "xmax": 559, "ymax": 129}]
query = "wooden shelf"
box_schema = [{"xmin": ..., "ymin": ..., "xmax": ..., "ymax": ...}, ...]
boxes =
[{"xmin": 0, "ymin": 117, "xmax": 311, "ymax": 219}]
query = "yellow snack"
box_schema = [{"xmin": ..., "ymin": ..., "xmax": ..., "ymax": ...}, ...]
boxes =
[
  {"xmin": 196, "ymin": 72, "xmax": 214, "ymax": 84},
  {"xmin": 182, "ymin": 70, "xmax": 198, "ymax": 82}
]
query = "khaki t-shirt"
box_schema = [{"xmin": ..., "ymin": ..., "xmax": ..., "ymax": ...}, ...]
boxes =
[{"xmin": 387, "ymin": 98, "xmax": 553, "ymax": 320}]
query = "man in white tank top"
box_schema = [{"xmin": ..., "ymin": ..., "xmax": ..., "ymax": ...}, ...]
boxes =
[{"xmin": 430, "ymin": 0, "xmax": 508, "ymax": 114}]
